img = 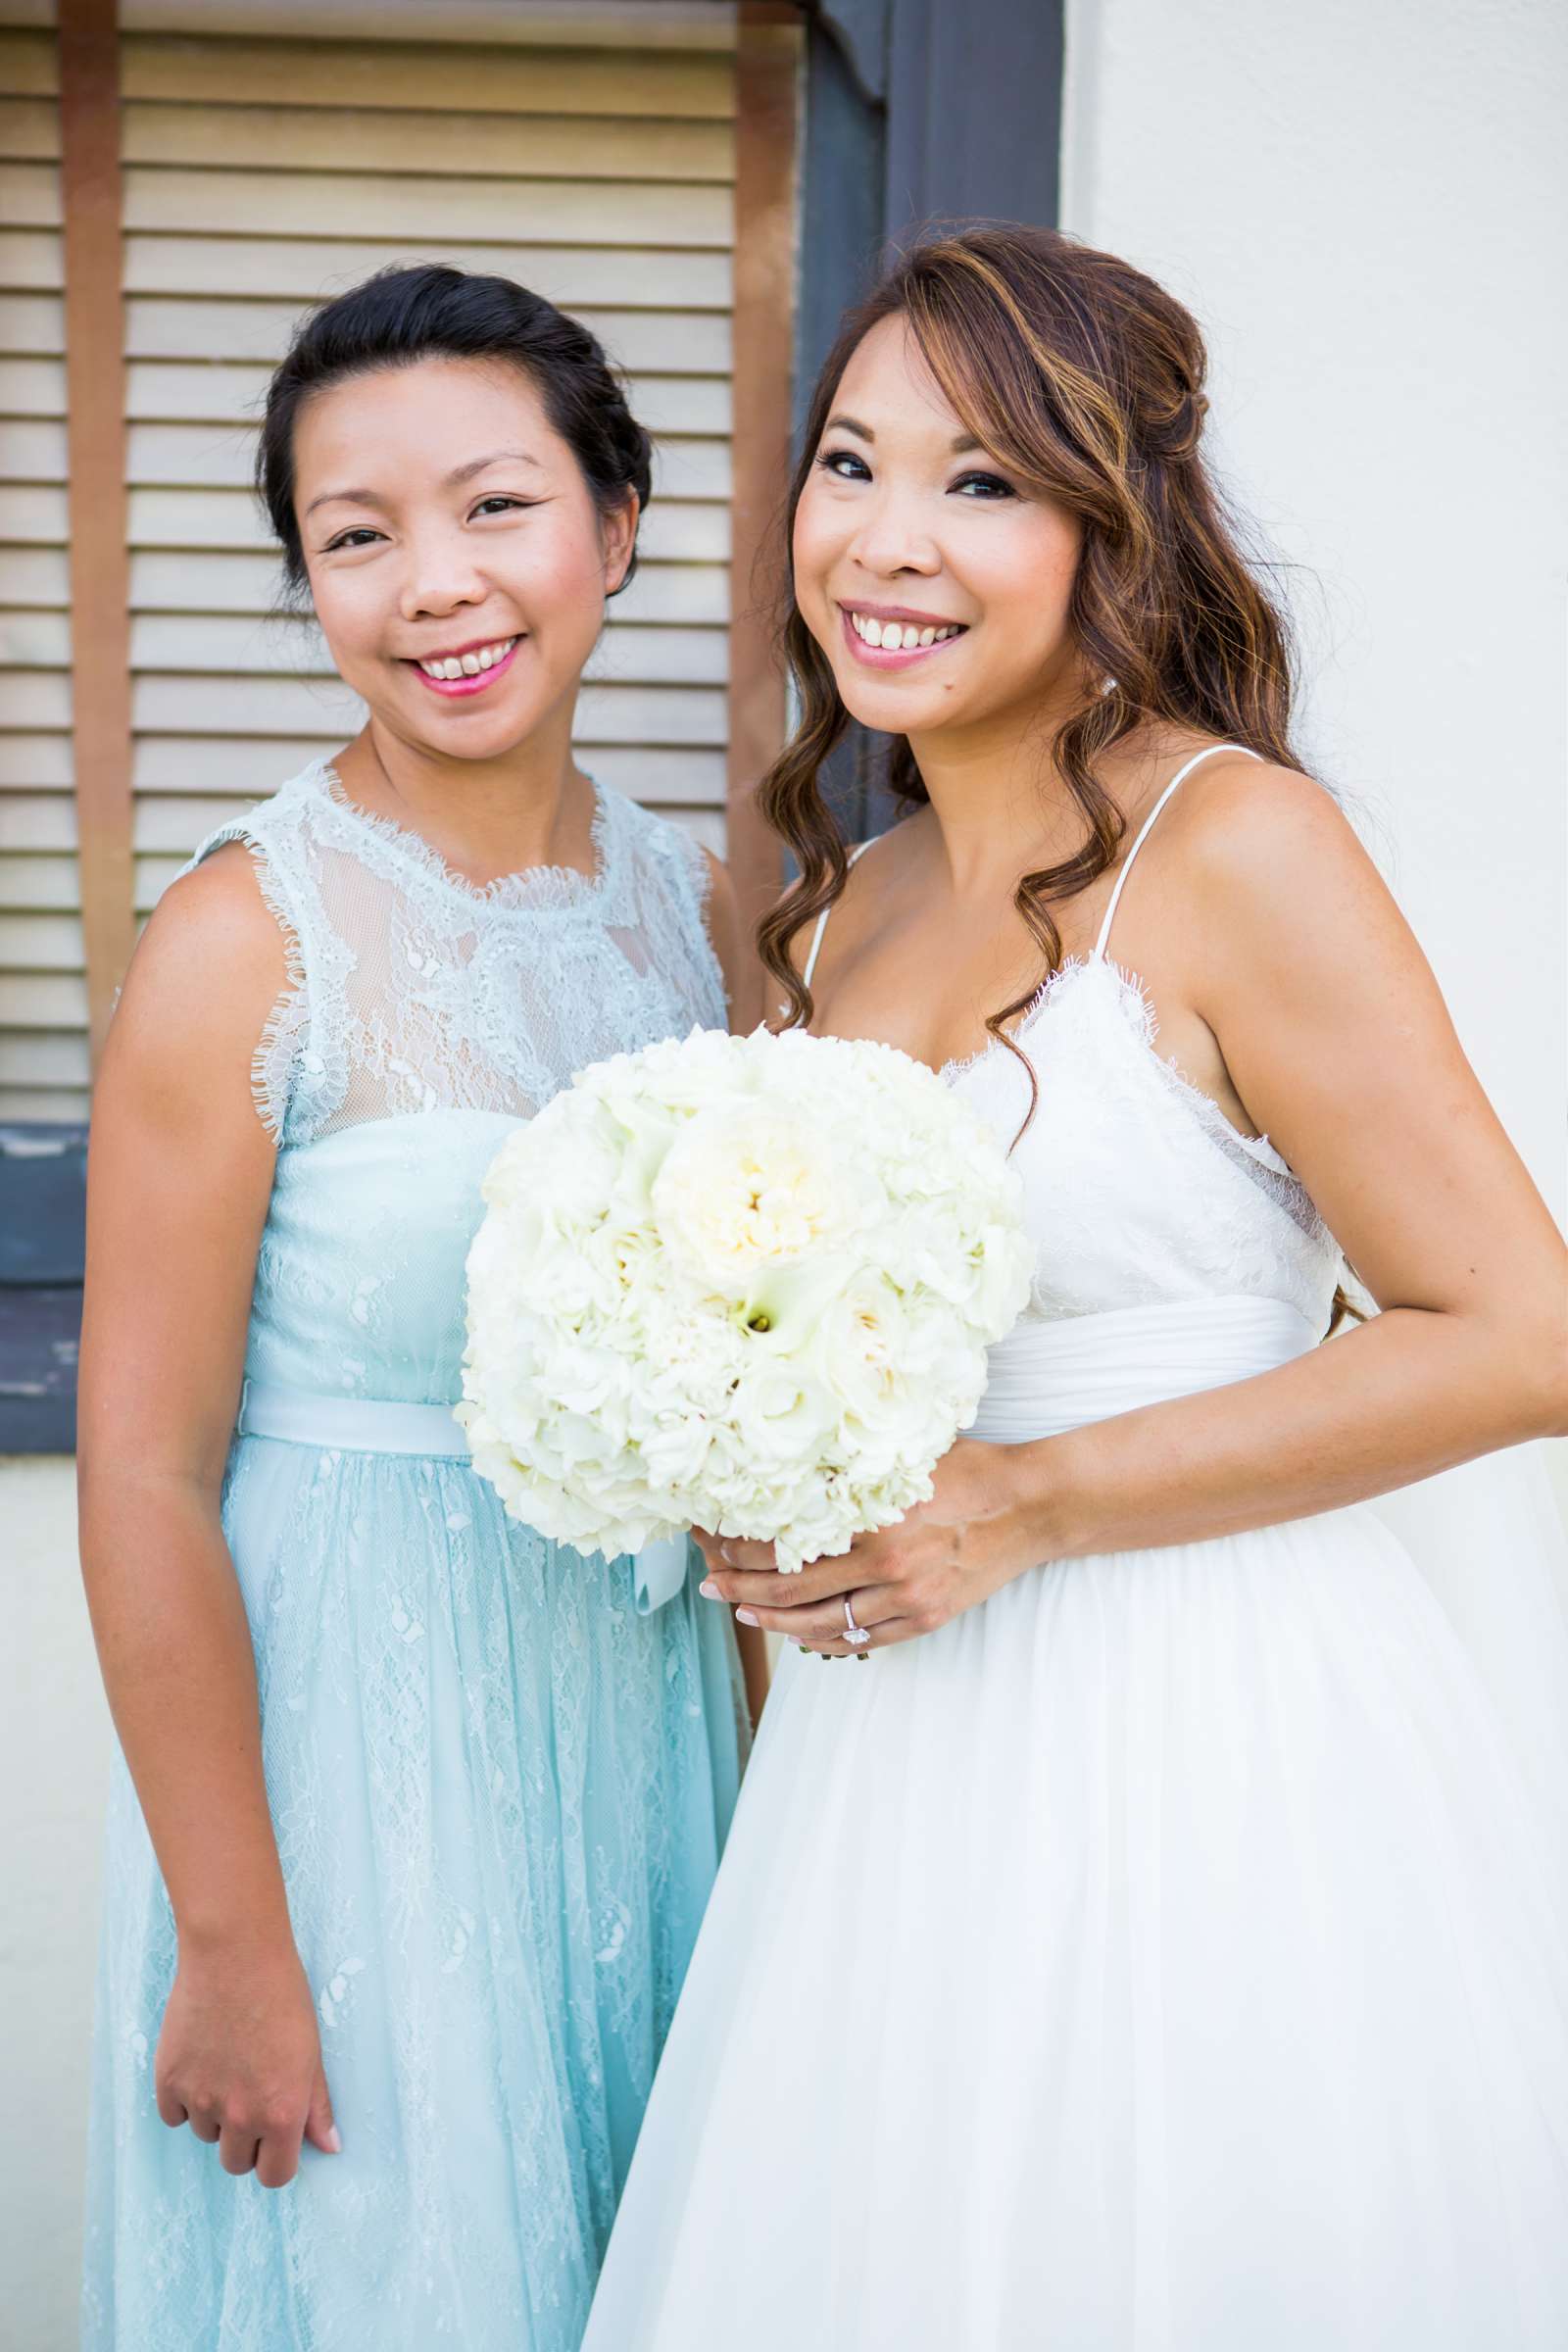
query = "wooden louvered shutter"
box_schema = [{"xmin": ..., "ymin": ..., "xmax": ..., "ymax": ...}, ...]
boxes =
[{"xmin": 1, "ymin": 4, "xmax": 769, "ymax": 1122}]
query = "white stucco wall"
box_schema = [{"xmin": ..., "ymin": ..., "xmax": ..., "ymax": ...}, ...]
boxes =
[
  {"xmin": 1, "ymin": 1458, "xmax": 112, "ymax": 2351},
  {"xmin": 1061, "ymin": 0, "xmax": 1567, "ymax": 1226}
]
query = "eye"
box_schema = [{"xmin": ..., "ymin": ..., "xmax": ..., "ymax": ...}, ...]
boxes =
[
  {"xmin": 469, "ymin": 494, "xmax": 535, "ymax": 518},
  {"xmin": 952, "ymin": 470, "xmax": 1016, "ymax": 500},
  {"xmin": 320, "ymin": 526, "xmax": 384, "ymax": 552},
  {"xmin": 814, "ymin": 448, "xmax": 871, "ymax": 483}
]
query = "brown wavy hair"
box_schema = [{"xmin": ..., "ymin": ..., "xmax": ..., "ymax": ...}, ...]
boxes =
[{"xmin": 758, "ymin": 222, "xmax": 1359, "ymax": 1332}]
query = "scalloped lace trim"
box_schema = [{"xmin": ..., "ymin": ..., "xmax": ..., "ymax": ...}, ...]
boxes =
[
  {"xmin": 318, "ymin": 759, "xmax": 616, "ymax": 913},
  {"xmin": 946, "ymin": 954, "xmax": 1333, "ymax": 1241},
  {"xmin": 186, "ymin": 827, "xmax": 307, "ymax": 1145}
]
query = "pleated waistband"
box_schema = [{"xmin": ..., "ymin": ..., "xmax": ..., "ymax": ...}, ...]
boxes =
[{"xmin": 970, "ymin": 1294, "xmax": 1321, "ymax": 1444}]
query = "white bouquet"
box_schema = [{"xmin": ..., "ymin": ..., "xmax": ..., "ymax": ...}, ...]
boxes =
[{"xmin": 457, "ymin": 1026, "xmax": 1033, "ymax": 1574}]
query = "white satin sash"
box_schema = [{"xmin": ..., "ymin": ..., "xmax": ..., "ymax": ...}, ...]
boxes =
[
  {"xmin": 969, "ymin": 1293, "xmax": 1318, "ymax": 1443},
  {"xmin": 234, "ymin": 1378, "xmax": 691, "ymax": 1615}
]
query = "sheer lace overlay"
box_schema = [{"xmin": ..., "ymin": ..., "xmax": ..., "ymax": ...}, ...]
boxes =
[{"xmin": 83, "ymin": 760, "xmax": 746, "ymax": 2351}]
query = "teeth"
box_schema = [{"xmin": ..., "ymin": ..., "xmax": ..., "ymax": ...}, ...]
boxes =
[
  {"xmin": 418, "ymin": 635, "xmax": 516, "ymax": 679},
  {"xmin": 849, "ymin": 612, "xmax": 961, "ymax": 651}
]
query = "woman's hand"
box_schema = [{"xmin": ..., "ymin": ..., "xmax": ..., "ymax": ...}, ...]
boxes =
[
  {"xmin": 696, "ymin": 1438, "xmax": 1049, "ymax": 1656},
  {"xmin": 156, "ymin": 1932, "xmax": 340, "ymax": 2189}
]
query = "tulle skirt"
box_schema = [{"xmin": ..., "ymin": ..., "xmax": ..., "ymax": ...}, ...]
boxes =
[
  {"xmin": 585, "ymin": 1496, "xmax": 1568, "ymax": 2350},
  {"xmin": 83, "ymin": 1431, "xmax": 748, "ymax": 2351}
]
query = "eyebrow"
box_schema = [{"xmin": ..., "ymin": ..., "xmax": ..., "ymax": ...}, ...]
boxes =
[
  {"xmin": 821, "ymin": 413, "xmax": 985, "ymax": 456},
  {"xmin": 303, "ymin": 448, "xmax": 542, "ymax": 520}
]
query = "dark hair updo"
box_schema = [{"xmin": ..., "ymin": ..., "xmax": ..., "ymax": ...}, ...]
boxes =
[{"xmin": 256, "ymin": 262, "xmax": 654, "ymax": 601}]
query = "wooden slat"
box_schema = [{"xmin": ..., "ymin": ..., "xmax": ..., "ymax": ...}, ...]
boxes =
[
  {"xmin": 0, "ymin": 483, "xmax": 67, "ymax": 537},
  {"xmin": 113, "ymin": 4, "xmax": 739, "ymax": 48},
  {"xmin": 122, "ymin": 358, "xmax": 732, "ymax": 435},
  {"xmin": 124, "ymin": 296, "xmax": 733, "ymax": 373},
  {"xmin": 121, "ymin": 36, "xmax": 734, "ymax": 119},
  {"xmin": 0, "ymin": 1031, "xmax": 90, "ymax": 1084},
  {"xmin": 0, "ymin": 603, "xmax": 64, "ymax": 658},
  {"xmin": 0, "ymin": 793, "xmax": 76, "ymax": 849},
  {"xmin": 0, "ymin": 1086, "xmax": 90, "ymax": 1117},
  {"xmin": 0, "ymin": 31, "xmax": 58, "ymax": 97},
  {"xmin": 3, "ymin": 666, "xmax": 71, "ymax": 722},
  {"xmin": 134, "ymin": 734, "xmax": 336, "ymax": 791},
  {"xmin": 0, "ymin": 730, "xmax": 71, "ymax": 784},
  {"xmin": 0, "ymin": 352, "xmax": 63, "ymax": 411},
  {"xmin": 2, "ymin": 415, "xmax": 66, "ymax": 473},
  {"xmin": 0, "ymin": 227, "xmax": 63, "ymax": 287},
  {"xmin": 0, "ymin": 157, "xmax": 60, "ymax": 221},
  {"xmin": 0, "ymin": 291, "xmax": 62, "ymax": 350},
  {"xmin": 0, "ymin": 853, "xmax": 78, "ymax": 906},
  {"xmin": 59, "ymin": 0, "xmax": 135, "ymax": 1068},
  {"xmin": 122, "ymin": 234, "xmax": 732, "ymax": 310},
  {"xmin": 122, "ymin": 167, "xmax": 731, "ymax": 248},
  {"xmin": 0, "ymin": 906, "xmax": 81, "ymax": 959},
  {"xmin": 0, "ymin": 95, "xmax": 59, "ymax": 158},
  {"xmin": 130, "ymin": 737, "xmax": 727, "ymax": 804},
  {"xmin": 2, "ymin": 967, "xmax": 87, "ymax": 1023},
  {"xmin": 727, "ymin": 3, "xmax": 796, "ymax": 924},
  {"xmin": 0, "ymin": 541, "xmax": 69, "ymax": 601},
  {"xmin": 122, "ymin": 99, "xmax": 732, "ymax": 181}
]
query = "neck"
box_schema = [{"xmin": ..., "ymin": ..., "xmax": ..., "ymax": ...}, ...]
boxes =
[
  {"xmin": 342, "ymin": 695, "xmax": 592, "ymax": 881},
  {"xmin": 904, "ymin": 668, "xmax": 1103, "ymax": 897}
]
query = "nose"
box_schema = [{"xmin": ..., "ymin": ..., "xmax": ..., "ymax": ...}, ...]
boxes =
[
  {"xmin": 397, "ymin": 525, "xmax": 488, "ymax": 623},
  {"xmin": 847, "ymin": 487, "xmax": 942, "ymax": 582}
]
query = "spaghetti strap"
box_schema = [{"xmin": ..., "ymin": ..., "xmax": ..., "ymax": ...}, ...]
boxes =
[
  {"xmin": 1092, "ymin": 742, "xmax": 1261, "ymax": 962},
  {"xmin": 802, "ymin": 840, "xmax": 873, "ymax": 991}
]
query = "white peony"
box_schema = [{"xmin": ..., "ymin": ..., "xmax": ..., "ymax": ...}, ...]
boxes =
[{"xmin": 459, "ymin": 1025, "xmax": 1033, "ymax": 1575}]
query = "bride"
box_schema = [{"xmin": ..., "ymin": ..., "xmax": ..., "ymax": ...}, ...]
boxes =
[{"xmin": 583, "ymin": 226, "xmax": 1568, "ymax": 2348}]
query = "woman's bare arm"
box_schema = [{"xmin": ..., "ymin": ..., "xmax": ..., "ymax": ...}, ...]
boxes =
[{"xmin": 79, "ymin": 844, "xmax": 337, "ymax": 2183}]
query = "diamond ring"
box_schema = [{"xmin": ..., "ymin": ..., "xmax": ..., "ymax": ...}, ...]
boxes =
[{"xmin": 843, "ymin": 1596, "xmax": 872, "ymax": 1648}]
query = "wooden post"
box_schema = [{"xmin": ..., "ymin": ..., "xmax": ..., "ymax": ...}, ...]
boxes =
[
  {"xmin": 58, "ymin": 0, "xmax": 133, "ymax": 1070},
  {"xmin": 728, "ymin": 3, "xmax": 801, "ymax": 930}
]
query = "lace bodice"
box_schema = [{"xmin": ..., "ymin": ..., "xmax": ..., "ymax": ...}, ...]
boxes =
[
  {"xmin": 806, "ymin": 745, "xmax": 1344, "ymax": 1342},
  {"xmin": 951, "ymin": 954, "xmax": 1342, "ymax": 1334},
  {"xmin": 183, "ymin": 760, "xmax": 726, "ymax": 1405},
  {"xmin": 193, "ymin": 758, "xmax": 723, "ymax": 1147}
]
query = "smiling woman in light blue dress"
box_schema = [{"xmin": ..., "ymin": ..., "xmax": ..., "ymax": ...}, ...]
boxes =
[{"xmin": 78, "ymin": 266, "xmax": 760, "ymax": 2349}]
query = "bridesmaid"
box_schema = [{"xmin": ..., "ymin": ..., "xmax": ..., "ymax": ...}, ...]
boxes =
[{"xmin": 78, "ymin": 264, "xmax": 765, "ymax": 2349}]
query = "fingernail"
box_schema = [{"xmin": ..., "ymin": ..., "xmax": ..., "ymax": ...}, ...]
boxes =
[
  {"xmin": 699, "ymin": 1580, "xmax": 718, "ymax": 1599},
  {"xmin": 736, "ymin": 1608, "xmax": 760, "ymax": 1626},
  {"xmin": 325, "ymin": 2126, "xmax": 342, "ymax": 2153}
]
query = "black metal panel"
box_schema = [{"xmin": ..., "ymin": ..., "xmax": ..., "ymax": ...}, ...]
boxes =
[
  {"xmin": 884, "ymin": 0, "xmax": 1063, "ymax": 239},
  {"xmin": 0, "ymin": 1124, "xmax": 87, "ymax": 1455}
]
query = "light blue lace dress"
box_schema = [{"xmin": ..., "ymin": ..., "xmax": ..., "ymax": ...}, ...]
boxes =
[{"xmin": 82, "ymin": 759, "xmax": 749, "ymax": 2350}]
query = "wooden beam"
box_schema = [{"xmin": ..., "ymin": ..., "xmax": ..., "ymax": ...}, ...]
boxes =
[
  {"xmin": 727, "ymin": 3, "xmax": 801, "ymax": 931},
  {"xmin": 58, "ymin": 0, "xmax": 134, "ymax": 1071}
]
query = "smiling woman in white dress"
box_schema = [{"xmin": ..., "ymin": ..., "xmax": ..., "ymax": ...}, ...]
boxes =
[{"xmin": 583, "ymin": 226, "xmax": 1568, "ymax": 2350}]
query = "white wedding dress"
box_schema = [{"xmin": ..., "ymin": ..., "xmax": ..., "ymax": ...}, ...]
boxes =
[{"xmin": 584, "ymin": 749, "xmax": 1568, "ymax": 2350}]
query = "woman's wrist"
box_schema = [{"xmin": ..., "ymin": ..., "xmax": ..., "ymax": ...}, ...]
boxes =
[
  {"xmin": 176, "ymin": 1882, "xmax": 296, "ymax": 1964},
  {"xmin": 997, "ymin": 1429, "xmax": 1096, "ymax": 1570}
]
